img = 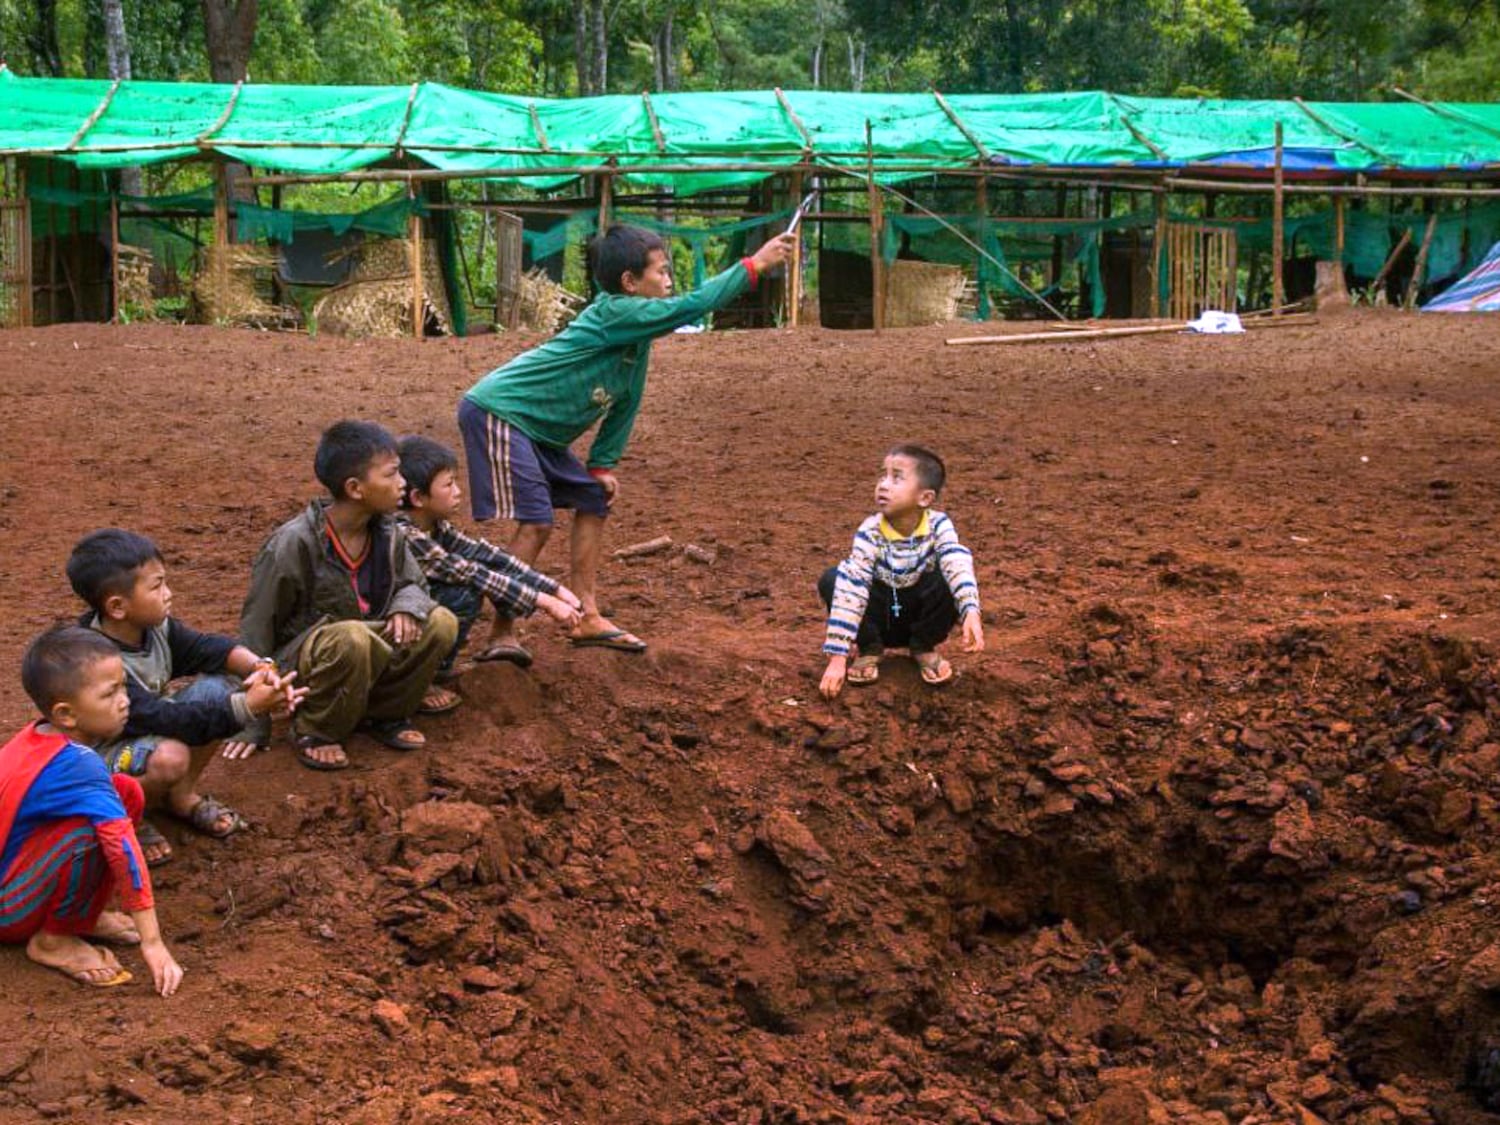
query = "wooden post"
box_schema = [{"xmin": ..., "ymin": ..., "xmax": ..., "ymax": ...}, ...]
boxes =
[
  {"xmin": 1272, "ymin": 122, "xmax": 1285, "ymax": 316},
  {"xmin": 598, "ymin": 169, "xmax": 613, "ymax": 234},
  {"xmin": 213, "ymin": 162, "xmax": 229, "ymax": 319},
  {"xmin": 409, "ymin": 194, "xmax": 424, "ymax": 340},
  {"xmin": 19, "ymin": 162, "xmax": 32, "ymax": 328},
  {"xmin": 866, "ymin": 120, "xmax": 884, "ymax": 333},
  {"xmin": 1051, "ymin": 186, "xmax": 1066, "ymax": 289},
  {"xmin": 1405, "ymin": 208, "xmax": 1439, "ymax": 310},
  {"xmin": 110, "ymin": 190, "xmax": 120, "ymax": 323},
  {"xmin": 1150, "ymin": 188, "xmax": 1166, "ymax": 318},
  {"xmin": 976, "ymin": 174, "xmax": 989, "ymax": 319},
  {"xmin": 787, "ymin": 169, "xmax": 803, "ymax": 327},
  {"xmin": 1334, "ymin": 194, "xmax": 1345, "ymax": 265}
]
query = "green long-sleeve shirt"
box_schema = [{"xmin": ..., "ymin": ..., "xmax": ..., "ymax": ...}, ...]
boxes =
[{"xmin": 463, "ymin": 260, "xmax": 755, "ymax": 469}]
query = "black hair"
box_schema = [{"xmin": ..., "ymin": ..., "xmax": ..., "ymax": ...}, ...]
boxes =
[
  {"xmin": 315, "ymin": 420, "xmax": 399, "ymax": 499},
  {"xmin": 888, "ymin": 444, "xmax": 947, "ymax": 495},
  {"xmin": 21, "ymin": 625, "xmax": 120, "ymax": 715},
  {"xmin": 397, "ymin": 435, "xmax": 459, "ymax": 508},
  {"xmin": 589, "ymin": 224, "xmax": 668, "ymax": 294},
  {"xmin": 66, "ymin": 528, "xmax": 163, "ymax": 612}
]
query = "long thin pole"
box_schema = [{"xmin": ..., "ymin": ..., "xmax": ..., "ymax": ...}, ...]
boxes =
[
  {"xmin": 947, "ymin": 313, "xmax": 1316, "ymax": 346},
  {"xmin": 110, "ymin": 191, "xmax": 120, "ymax": 323},
  {"xmin": 409, "ymin": 192, "xmax": 424, "ymax": 339},
  {"xmin": 787, "ymin": 168, "xmax": 803, "ymax": 327},
  {"xmin": 1405, "ymin": 209, "xmax": 1438, "ymax": 310},
  {"xmin": 19, "ymin": 162, "xmax": 32, "ymax": 327},
  {"xmin": 866, "ymin": 120, "xmax": 884, "ymax": 333},
  {"xmin": 1334, "ymin": 194, "xmax": 1345, "ymax": 265},
  {"xmin": 1151, "ymin": 188, "xmax": 1166, "ymax": 318},
  {"xmin": 1272, "ymin": 122, "xmax": 1284, "ymax": 316}
]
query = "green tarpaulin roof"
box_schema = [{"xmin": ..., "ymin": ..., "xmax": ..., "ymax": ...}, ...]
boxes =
[{"xmin": 3, "ymin": 68, "xmax": 1497, "ymax": 194}]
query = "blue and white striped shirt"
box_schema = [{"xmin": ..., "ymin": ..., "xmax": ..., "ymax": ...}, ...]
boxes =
[{"xmin": 823, "ymin": 509, "xmax": 980, "ymax": 656}]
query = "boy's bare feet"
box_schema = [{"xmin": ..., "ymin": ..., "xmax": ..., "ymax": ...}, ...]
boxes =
[
  {"xmin": 88, "ymin": 911, "xmax": 142, "ymax": 945},
  {"xmin": 26, "ymin": 931, "xmax": 132, "ymax": 987}
]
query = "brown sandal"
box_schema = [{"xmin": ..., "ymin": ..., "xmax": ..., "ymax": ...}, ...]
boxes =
[
  {"xmin": 293, "ymin": 733, "xmax": 349, "ymax": 771},
  {"xmin": 847, "ymin": 654, "xmax": 882, "ymax": 686}
]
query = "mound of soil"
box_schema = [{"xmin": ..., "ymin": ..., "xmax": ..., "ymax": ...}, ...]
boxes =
[{"xmin": 2, "ymin": 310, "xmax": 1500, "ymax": 1123}]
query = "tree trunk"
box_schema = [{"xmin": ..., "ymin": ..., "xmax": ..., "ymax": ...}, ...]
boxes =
[
  {"xmin": 28, "ymin": 0, "xmax": 64, "ymax": 76},
  {"xmin": 102, "ymin": 0, "xmax": 144, "ymax": 198},
  {"xmin": 573, "ymin": 0, "xmax": 592, "ymax": 94},
  {"xmin": 847, "ymin": 33, "xmax": 865, "ymax": 92},
  {"xmin": 202, "ymin": 0, "xmax": 258, "ymax": 83},
  {"xmin": 656, "ymin": 8, "xmax": 676, "ymax": 91},
  {"xmin": 590, "ymin": 0, "xmax": 607, "ymax": 93},
  {"xmin": 812, "ymin": 38, "xmax": 823, "ymax": 89}
]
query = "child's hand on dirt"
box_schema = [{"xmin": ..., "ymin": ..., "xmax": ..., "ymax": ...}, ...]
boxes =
[
  {"xmin": 820, "ymin": 654, "xmax": 848, "ymax": 699},
  {"xmin": 141, "ymin": 939, "xmax": 183, "ymax": 997},
  {"xmin": 538, "ymin": 592, "xmax": 583, "ymax": 629},
  {"xmin": 383, "ymin": 613, "xmax": 420, "ymax": 646},
  {"xmin": 750, "ymin": 233, "xmax": 796, "ymax": 274},
  {"xmin": 961, "ymin": 612, "xmax": 985, "ymax": 653}
]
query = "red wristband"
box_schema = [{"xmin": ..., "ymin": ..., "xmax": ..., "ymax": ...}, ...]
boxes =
[
  {"xmin": 740, "ymin": 256, "xmax": 759, "ymax": 290},
  {"xmin": 587, "ymin": 467, "xmax": 612, "ymax": 478}
]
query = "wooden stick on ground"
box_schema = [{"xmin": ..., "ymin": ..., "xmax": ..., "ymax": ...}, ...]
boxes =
[
  {"xmin": 946, "ymin": 314, "xmax": 1316, "ymax": 347},
  {"xmin": 613, "ymin": 535, "xmax": 674, "ymax": 559}
]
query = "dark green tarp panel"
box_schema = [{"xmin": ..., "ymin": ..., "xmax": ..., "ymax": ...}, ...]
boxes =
[{"xmin": 5, "ymin": 69, "xmax": 1500, "ymax": 190}]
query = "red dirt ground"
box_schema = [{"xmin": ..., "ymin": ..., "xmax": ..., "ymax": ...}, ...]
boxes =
[{"xmin": 3, "ymin": 310, "xmax": 1500, "ymax": 1124}]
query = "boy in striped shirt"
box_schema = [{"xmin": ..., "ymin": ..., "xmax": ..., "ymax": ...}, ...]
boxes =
[{"xmin": 819, "ymin": 445, "xmax": 984, "ymax": 698}]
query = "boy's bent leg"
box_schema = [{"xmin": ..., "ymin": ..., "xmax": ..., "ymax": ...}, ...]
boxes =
[
  {"xmin": 430, "ymin": 582, "xmax": 484, "ymax": 673},
  {"xmin": 367, "ymin": 608, "xmax": 460, "ymax": 725},
  {"xmin": 296, "ymin": 621, "xmax": 394, "ymax": 746},
  {"xmin": 568, "ymin": 513, "xmax": 645, "ymax": 650},
  {"xmin": 98, "ymin": 735, "xmax": 177, "ymax": 864},
  {"xmin": 0, "ymin": 817, "xmax": 128, "ymax": 984},
  {"xmin": 905, "ymin": 570, "xmax": 962, "ymax": 654}
]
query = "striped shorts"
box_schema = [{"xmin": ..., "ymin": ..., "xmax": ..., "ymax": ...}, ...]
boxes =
[{"xmin": 457, "ymin": 398, "xmax": 609, "ymax": 525}]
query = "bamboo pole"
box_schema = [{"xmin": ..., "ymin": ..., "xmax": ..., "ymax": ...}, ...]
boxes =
[
  {"xmin": 976, "ymin": 174, "xmax": 988, "ymax": 319},
  {"xmin": 787, "ymin": 169, "xmax": 803, "ymax": 327},
  {"xmin": 1150, "ymin": 189, "xmax": 1166, "ymax": 318},
  {"xmin": 1334, "ymin": 194, "xmax": 1345, "ymax": 265},
  {"xmin": 946, "ymin": 313, "xmax": 1316, "ymax": 347},
  {"xmin": 409, "ymin": 197, "xmax": 424, "ymax": 340},
  {"xmin": 213, "ymin": 161, "xmax": 229, "ymax": 317},
  {"xmin": 1368, "ymin": 228, "xmax": 1413, "ymax": 299},
  {"xmin": 19, "ymin": 161, "xmax": 31, "ymax": 328},
  {"xmin": 1404, "ymin": 210, "xmax": 1439, "ymax": 310},
  {"xmin": 1272, "ymin": 122, "xmax": 1284, "ymax": 316},
  {"xmin": 110, "ymin": 191, "xmax": 120, "ymax": 323},
  {"xmin": 866, "ymin": 120, "xmax": 884, "ymax": 333},
  {"xmin": 598, "ymin": 166, "xmax": 613, "ymax": 233}
]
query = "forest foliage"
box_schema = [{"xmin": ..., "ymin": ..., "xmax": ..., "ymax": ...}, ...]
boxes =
[{"xmin": 3, "ymin": 0, "xmax": 1500, "ymax": 101}]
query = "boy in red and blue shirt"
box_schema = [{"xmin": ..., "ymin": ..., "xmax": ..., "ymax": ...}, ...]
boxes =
[{"xmin": 0, "ymin": 626, "xmax": 183, "ymax": 995}]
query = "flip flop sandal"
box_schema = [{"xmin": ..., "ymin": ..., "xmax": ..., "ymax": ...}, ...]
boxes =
[
  {"xmin": 847, "ymin": 655, "xmax": 882, "ymax": 686},
  {"xmin": 64, "ymin": 964, "xmax": 133, "ymax": 988},
  {"xmin": 419, "ymin": 686, "xmax": 463, "ymax": 716},
  {"xmin": 359, "ymin": 718, "xmax": 426, "ymax": 752},
  {"xmin": 292, "ymin": 733, "xmax": 349, "ymax": 772},
  {"xmin": 474, "ymin": 642, "xmax": 534, "ymax": 668},
  {"xmin": 177, "ymin": 795, "xmax": 248, "ymax": 839},
  {"xmin": 134, "ymin": 819, "xmax": 174, "ymax": 866},
  {"xmin": 568, "ymin": 629, "xmax": 647, "ymax": 653},
  {"xmin": 917, "ymin": 655, "xmax": 955, "ymax": 686}
]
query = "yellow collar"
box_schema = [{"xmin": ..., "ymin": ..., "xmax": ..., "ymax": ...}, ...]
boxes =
[{"xmin": 879, "ymin": 510, "xmax": 930, "ymax": 540}]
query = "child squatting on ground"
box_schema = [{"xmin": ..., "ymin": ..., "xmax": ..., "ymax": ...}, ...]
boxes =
[
  {"xmin": 396, "ymin": 436, "xmax": 584, "ymax": 676},
  {"xmin": 69, "ymin": 529, "xmax": 306, "ymax": 865},
  {"xmin": 819, "ymin": 445, "xmax": 985, "ymax": 699},
  {"xmin": 239, "ymin": 421, "xmax": 459, "ymax": 771},
  {"xmin": 0, "ymin": 627, "xmax": 183, "ymax": 995},
  {"xmin": 457, "ymin": 223, "xmax": 795, "ymax": 663}
]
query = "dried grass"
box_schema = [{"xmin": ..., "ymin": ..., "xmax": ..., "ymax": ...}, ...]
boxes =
[
  {"xmin": 193, "ymin": 243, "xmax": 298, "ymax": 327},
  {"xmin": 513, "ymin": 267, "xmax": 583, "ymax": 333},
  {"xmin": 314, "ymin": 238, "xmax": 454, "ymax": 338},
  {"xmin": 885, "ymin": 259, "xmax": 972, "ymax": 327}
]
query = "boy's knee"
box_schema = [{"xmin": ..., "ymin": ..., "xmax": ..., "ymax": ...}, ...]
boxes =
[
  {"xmin": 425, "ymin": 607, "xmax": 460, "ymax": 648},
  {"xmin": 514, "ymin": 523, "xmax": 552, "ymax": 553},
  {"xmin": 143, "ymin": 740, "xmax": 191, "ymax": 785},
  {"xmin": 817, "ymin": 566, "xmax": 841, "ymax": 605},
  {"xmin": 305, "ymin": 620, "xmax": 376, "ymax": 666},
  {"xmin": 111, "ymin": 774, "xmax": 146, "ymax": 823}
]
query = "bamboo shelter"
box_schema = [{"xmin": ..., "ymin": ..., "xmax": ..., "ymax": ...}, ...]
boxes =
[{"xmin": 5, "ymin": 70, "xmax": 1500, "ymax": 333}]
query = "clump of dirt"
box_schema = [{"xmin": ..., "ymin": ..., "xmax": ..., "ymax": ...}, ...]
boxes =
[{"xmin": 2, "ymin": 311, "xmax": 1500, "ymax": 1123}]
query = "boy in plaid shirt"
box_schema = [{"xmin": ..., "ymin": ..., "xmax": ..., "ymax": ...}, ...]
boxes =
[{"xmin": 397, "ymin": 436, "xmax": 582, "ymax": 680}]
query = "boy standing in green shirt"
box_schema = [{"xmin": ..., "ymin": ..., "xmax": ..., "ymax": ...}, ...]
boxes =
[{"xmin": 458, "ymin": 224, "xmax": 793, "ymax": 660}]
